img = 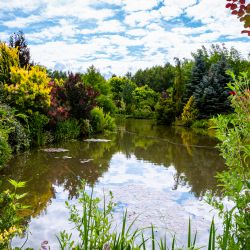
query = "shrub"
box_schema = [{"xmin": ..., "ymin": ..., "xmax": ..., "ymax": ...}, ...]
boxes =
[
  {"xmin": 103, "ymin": 113, "xmax": 116, "ymax": 131},
  {"xmin": 96, "ymin": 94, "xmax": 117, "ymax": 114},
  {"xmin": 90, "ymin": 107, "xmax": 116, "ymax": 133},
  {"xmin": 191, "ymin": 119, "xmax": 209, "ymax": 129},
  {"xmin": 0, "ymin": 104, "xmax": 30, "ymax": 153},
  {"xmin": 48, "ymin": 80, "xmax": 70, "ymax": 126},
  {"xmin": 155, "ymin": 97, "xmax": 176, "ymax": 125},
  {"xmin": 0, "ymin": 129, "xmax": 11, "ymax": 169},
  {"xmin": 132, "ymin": 85, "xmax": 159, "ymax": 111},
  {"xmin": 65, "ymin": 73, "xmax": 99, "ymax": 120},
  {"xmin": 4, "ymin": 66, "xmax": 51, "ymax": 113},
  {"xmin": 90, "ymin": 107, "xmax": 105, "ymax": 133},
  {"xmin": 0, "ymin": 43, "xmax": 19, "ymax": 84},
  {"xmin": 55, "ymin": 119, "xmax": 81, "ymax": 141},
  {"xmin": 132, "ymin": 107, "xmax": 153, "ymax": 119},
  {"xmin": 79, "ymin": 119, "xmax": 91, "ymax": 136},
  {"xmin": 181, "ymin": 96, "xmax": 198, "ymax": 127},
  {"xmin": 29, "ymin": 111, "xmax": 49, "ymax": 146}
]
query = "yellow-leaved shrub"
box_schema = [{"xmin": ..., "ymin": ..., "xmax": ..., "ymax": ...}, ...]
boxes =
[
  {"xmin": 4, "ymin": 66, "xmax": 51, "ymax": 113},
  {"xmin": 181, "ymin": 96, "xmax": 199, "ymax": 127},
  {"xmin": 0, "ymin": 42, "xmax": 19, "ymax": 84}
]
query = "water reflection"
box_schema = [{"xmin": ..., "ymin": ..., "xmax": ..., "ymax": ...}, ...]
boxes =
[{"xmin": 0, "ymin": 119, "xmax": 225, "ymax": 248}]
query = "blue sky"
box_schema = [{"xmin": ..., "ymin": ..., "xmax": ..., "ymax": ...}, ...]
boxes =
[{"xmin": 0, "ymin": 0, "xmax": 249, "ymax": 76}]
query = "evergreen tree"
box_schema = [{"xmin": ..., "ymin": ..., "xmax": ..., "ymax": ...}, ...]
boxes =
[
  {"xmin": 185, "ymin": 51, "xmax": 208, "ymax": 101},
  {"xmin": 9, "ymin": 31, "xmax": 30, "ymax": 68},
  {"xmin": 193, "ymin": 57, "xmax": 231, "ymax": 118}
]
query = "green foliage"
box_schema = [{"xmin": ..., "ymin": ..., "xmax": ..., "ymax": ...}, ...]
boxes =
[
  {"xmin": 90, "ymin": 107, "xmax": 105, "ymax": 133},
  {"xmin": 208, "ymin": 72, "xmax": 250, "ymax": 249},
  {"xmin": 185, "ymin": 50, "xmax": 208, "ymax": 102},
  {"xmin": 132, "ymin": 107, "xmax": 153, "ymax": 119},
  {"xmin": 132, "ymin": 85, "xmax": 159, "ymax": 114},
  {"xmin": 109, "ymin": 76, "xmax": 136, "ymax": 113},
  {"xmin": 4, "ymin": 66, "xmax": 51, "ymax": 114},
  {"xmin": 58, "ymin": 182, "xmax": 116, "ymax": 250},
  {"xmin": 96, "ymin": 94, "xmax": 117, "ymax": 114},
  {"xmin": 55, "ymin": 118, "xmax": 81, "ymax": 141},
  {"xmin": 90, "ymin": 107, "xmax": 116, "ymax": 133},
  {"xmin": 29, "ymin": 111, "xmax": 50, "ymax": 146},
  {"xmin": 0, "ymin": 128, "xmax": 12, "ymax": 169},
  {"xmin": 82, "ymin": 65, "xmax": 109, "ymax": 95},
  {"xmin": 131, "ymin": 63, "xmax": 175, "ymax": 92},
  {"xmin": 194, "ymin": 57, "xmax": 232, "ymax": 118},
  {"xmin": 0, "ymin": 43, "xmax": 19, "ymax": 85},
  {"xmin": 0, "ymin": 104, "xmax": 30, "ymax": 153},
  {"xmin": 79, "ymin": 119, "xmax": 92, "ymax": 136},
  {"xmin": 172, "ymin": 58, "xmax": 187, "ymax": 115},
  {"xmin": 0, "ymin": 180, "xmax": 28, "ymax": 249},
  {"xmin": 155, "ymin": 96, "xmax": 176, "ymax": 125},
  {"xmin": 181, "ymin": 96, "xmax": 198, "ymax": 127},
  {"xmin": 191, "ymin": 119, "xmax": 213, "ymax": 129}
]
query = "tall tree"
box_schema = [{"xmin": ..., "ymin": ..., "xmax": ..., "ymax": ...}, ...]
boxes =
[
  {"xmin": 185, "ymin": 51, "xmax": 208, "ymax": 101},
  {"xmin": 193, "ymin": 57, "xmax": 232, "ymax": 118},
  {"xmin": 9, "ymin": 31, "xmax": 30, "ymax": 68}
]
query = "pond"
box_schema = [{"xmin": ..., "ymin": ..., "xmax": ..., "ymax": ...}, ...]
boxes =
[{"xmin": 0, "ymin": 119, "xmax": 225, "ymax": 249}]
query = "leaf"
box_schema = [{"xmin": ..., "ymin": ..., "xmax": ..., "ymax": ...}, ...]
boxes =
[{"xmin": 8, "ymin": 179, "xmax": 26, "ymax": 188}]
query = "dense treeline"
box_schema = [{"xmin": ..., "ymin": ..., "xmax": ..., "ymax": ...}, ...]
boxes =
[{"xmin": 1, "ymin": 31, "xmax": 250, "ymax": 170}]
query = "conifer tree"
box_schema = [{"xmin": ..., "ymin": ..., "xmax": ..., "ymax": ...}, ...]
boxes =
[
  {"xmin": 193, "ymin": 57, "xmax": 232, "ymax": 117},
  {"xmin": 185, "ymin": 51, "xmax": 208, "ymax": 101},
  {"xmin": 9, "ymin": 31, "xmax": 30, "ymax": 68}
]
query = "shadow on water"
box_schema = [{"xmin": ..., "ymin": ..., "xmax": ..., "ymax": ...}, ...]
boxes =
[{"xmin": 0, "ymin": 119, "xmax": 225, "ymax": 246}]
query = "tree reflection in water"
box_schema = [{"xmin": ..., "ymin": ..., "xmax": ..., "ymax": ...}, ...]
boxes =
[{"xmin": 0, "ymin": 119, "xmax": 225, "ymax": 220}]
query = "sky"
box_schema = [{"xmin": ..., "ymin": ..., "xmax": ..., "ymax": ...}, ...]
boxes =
[{"xmin": 0, "ymin": 0, "xmax": 249, "ymax": 76}]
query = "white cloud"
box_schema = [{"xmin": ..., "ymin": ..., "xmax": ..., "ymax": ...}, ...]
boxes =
[
  {"xmin": 1, "ymin": 0, "xmax": 249, "ymax": 76},
  {"xmin": 124, "ymin": 10, "xmax": 160, "ymax": 27},
  {"xmin": 0, "ymin": 0, "xmax": 42, "ymax": 13},
  {"xmin": 122, "ymin": 0, "xmax": 159, "ymax": 12},
  {"xmin": 80, "ymin": 19, "xmax": 125, "ymax": 35},
  {"xmin": 160, "ymin": 0, "xmax": 196, "ymax": 20},
  {"xmin": 3, "ymin": 15, "xmax": 43, "ymax": 28}
]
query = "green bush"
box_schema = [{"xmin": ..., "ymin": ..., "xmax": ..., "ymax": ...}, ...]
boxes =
[
  {"xmin": 96, "ymin": 94, "xmax": 117, "ymax": 114},
  {"xmin": 55, "ymin": 118, "xmax": 81, "ymax": 141},
  {"xmin": 132, "ymin": 107, "xmax": 154, "ymax": 119},
  {"xmin": 103, "ymin": 113, "xmax": 116, "ymax": 131},
  {"xmin": 79, "ymin": 119, "xmax": 92, "ymax": 136},
  {"xmin": 191, "ymin": 119, "xmax": 209, "ymax": 129},
  {"xmin": 155, "ymin": 98, "xmax": 176, "ymax": 125},
  {"xmin": 29, "ymin": 111, "xmax": 49, "ymax": 146},
  {"xmin": 0, "ymin": 104, "xmax": 30, "ymax": 153},
  {"xmin": 0, "ymin": 129, "xmax": 11, "ymax": 169},
  {"xmin": 90, "ymin": 107, "xmax": 116, "ymax": 133},
  {"xmin": 181, "ymin": 96, "xmax": 198, "ymax": 127}
]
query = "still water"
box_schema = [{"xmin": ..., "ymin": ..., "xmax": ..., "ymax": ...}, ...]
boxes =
[{"xmin": 0, "ymin": 119, "xmax": 225, "ymax": 249}]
